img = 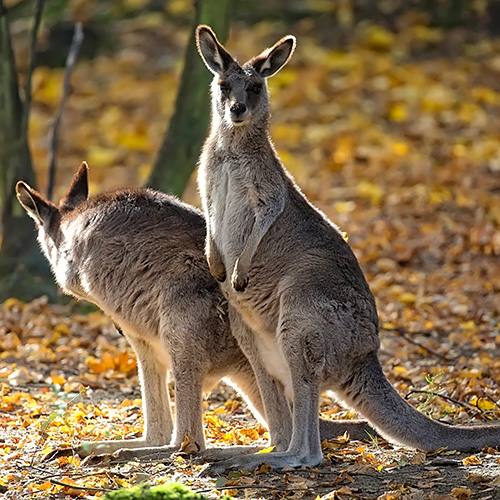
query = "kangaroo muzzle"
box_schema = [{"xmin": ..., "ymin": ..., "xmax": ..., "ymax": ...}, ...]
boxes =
[{"xmin": 229, "ymin": 102, "xmax": 248, "ymax": 123}]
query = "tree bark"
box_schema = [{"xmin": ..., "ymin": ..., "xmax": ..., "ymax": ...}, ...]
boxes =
[
  {"xmin": 147, "ymin": 0, "xmax": 232, "ymax": 196},
  {"xmin": 0, "ymin": 0, "xmax": 55, "ymax": 302}
]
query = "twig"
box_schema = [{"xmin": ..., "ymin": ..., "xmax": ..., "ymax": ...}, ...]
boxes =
[
  {"xmin": 197, "ymin": 484, "xmax": 317, "ymax": 494},
  {"xmin": 405, "ymin": 389, "xmax": 484, "ymax": 415},
  {"xmin": 21, "ymin": 463, "xmax": 116, "ymax": 480},
  {"xmin": 380, "ymin": 325, "xmax": 434, "ymax": 337},
  {"xmin": 382, "ymin": 326, "xmax": 453, "ymax": 362},
  {"xmin": 46, "ymin": 22, "xmax": 84, "ymax": 200},
  {"xmin": 21, "ymin": 0, "xmax": 44, "ymax": 138},
  {"xmin": 47, "ymin": 478, "xmax": 115, "ymax": 493}
]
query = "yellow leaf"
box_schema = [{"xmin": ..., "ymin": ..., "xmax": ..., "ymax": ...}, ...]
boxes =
[
  {"xmin": 54, "ymin": 324, "xmax": 70, "ymax": 335},
  {"xmin": 272, "ymin": 123, "xmax": 303, "ymax": 144},
  {"xmin": 410, "ymin": 25, "xmax": 444, "ymax": 44},
  {"xmin": 470, "ymin": 396, "xmax": 495, "ymax": 411},
  {"xmin": 333, "ymin": 201, "xmax": 356, "ymax": 214},
  {"xmin": 116, "ymin": 351, "xmax": 137, "ymax": 373},
  {"xmin": 87, "ymin": 146, "xmax": 121, "ymax": 168},
  {"xmin": 391, "ymin": 141, "xmax": 409, "ymax": 155},
  {"xmin": 254, "ymin": 463, "xmax": 272, "ymax": 474},
  {"xmin": 337, "ymin": 486, "xmax": 353, "ymax": 495},
  {"xmin": 116, "ymin": 130, "xmax": 151, "ymax": 152},
  {"xmin": 256, "ymin": 446, "xmax": 275, "ymax": 454},
  {"xmin": 453, "ymin": 144, "xmax": 467, "ymax": 157},
  {"xmin": 166, "ymin": 0, "xmax": 191, "ymax": 16},
  {"xmin": 180, "ymin": 433, "xmax": 200, "ymax": 454},
  {"xmin": 399, "ymin": 292, "xmax": 417, "ymax": 305},
  {"xmin": 393, "ymin": 365, "xmax": 409, "ymax": 377},
  {"xmin": 362, "ymin": 25, "xmax": 395, "ymax": 51},
  {"xmin": 3, "ymin": 297, "xmax": 24, "ymax": 309},
  {"xmin": 33, "ymin": 70, "xmax": 63, "ymax": 106},
  {"xmin": 462, "ymin": 455, "xmax": 481, "ymax": 466},
  {"xmin": 333, "ymin": 137, "xmax": 354, "ymax": 164},
  {"xmin": 33, "ymin": 481, "xmax": 52, "ymax": 491},
  {"xmin": 471, "ymin": 86, "xmax": 500, "ymax": 105},
  {"xmin": 71, "ymin": 409, "xmax": 86, "ymax": 422},
  {"xmin": 85, "ymin": 356, "xmax": 108, "ymax": 375},
  {"xmin": 322, "ymin": 440, "xmax": 340, "ymax": 450},
  {"xmin": 461, "ymin": 320, "xmax": 476, "ymax": 331},
  {"xmin": 389, "ymin": 103, "xmax": 408, "ymax": 123},
  {"xmin": 429, "ymin": 189, "xmax": 451, "ymax": 204},
  {"xmin": 356, "ymin": 181, "xmax": 384, "ymax": 205},
  {"xmin": 50, "ymin": 373, "xmax": 65, "ymax": 385},
  {"xmin": 451, "ymin": 487, "xmax": 471, "ymax": 498}
]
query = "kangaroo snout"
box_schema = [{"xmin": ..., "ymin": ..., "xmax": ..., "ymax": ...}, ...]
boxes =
[{"xmin": 229, "ymin": 101, "xmax": 248, "ymax": 123}]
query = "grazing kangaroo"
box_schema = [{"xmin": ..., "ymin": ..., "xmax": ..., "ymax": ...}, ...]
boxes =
[
  {"xmin": 196, "ymin": 25, "xmax": 500, "ymax": 471},
  {"xmin": 16, "ymin": 163, "xmax": 372, "ymax": 461}
]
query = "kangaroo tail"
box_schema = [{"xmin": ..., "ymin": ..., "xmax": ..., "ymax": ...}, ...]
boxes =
[{"xmin": 335, "ymin": 354, "xmax": 500, "ymax": 452}]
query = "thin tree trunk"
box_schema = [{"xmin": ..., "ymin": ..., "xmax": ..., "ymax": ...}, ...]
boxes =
[
  {"xmin": 0, "ymin": 0, "xmax": 55, "ymax": 301},
  {"xmin": 147, "ymin": 0, "xmax": 232, "ymax": 195}
]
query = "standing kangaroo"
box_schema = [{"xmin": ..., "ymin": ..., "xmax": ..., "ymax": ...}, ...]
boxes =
[
  {"xmin": 196, "ymin": 25, "xmax": 500, "ymax": 471},
  {"xmin": 16, "ymin": 163, "xmax": 372, "ymax": 461}
]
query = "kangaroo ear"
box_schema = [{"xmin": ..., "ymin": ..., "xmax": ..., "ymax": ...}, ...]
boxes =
[
  {"xmin": 16, "ymin": 181, "xmax": 55, "ymax": 226},
  {"xmin": 59, "ymin": 161, "xmax": 88, "ymax": 212},
  {"xmin": 249, "ymin": 35, "xmax": 296, "ymax": 78},
  {"xmin": 196, "ymin": 25, "xmax": 235, "ymax": 75}
]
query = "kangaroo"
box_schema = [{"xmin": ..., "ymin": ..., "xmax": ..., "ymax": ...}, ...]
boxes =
[
  {"xmin": 16, "ymin": 163, "xmax": 373, "ymax": 462},
  {"xmin": 196, "ymin": 25, "xmax": 500, "ymax": 471}
]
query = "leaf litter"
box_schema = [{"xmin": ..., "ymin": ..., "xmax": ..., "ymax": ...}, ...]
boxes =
[{"xmin": 2, "ymin": 4, "xmax": 500, "ymax": 500}]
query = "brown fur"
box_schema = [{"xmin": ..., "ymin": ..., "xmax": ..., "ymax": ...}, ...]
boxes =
[{"xmin": 196, "ymin": 25, "xmax": 500, "ymax": 472}]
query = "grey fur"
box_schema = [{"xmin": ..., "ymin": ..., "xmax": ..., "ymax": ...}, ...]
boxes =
[
  {"xmin": 196, "ymin": 26, "xmax": 500, "ymax": 471},
  {"xmin": 16, "ymin": 163, "xmax": 372, "ymax": 462}
]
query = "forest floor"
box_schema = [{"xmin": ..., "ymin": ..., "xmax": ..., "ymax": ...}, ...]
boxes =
[
  {"xmin": 1, "ymin": 298, "xmax": 500, "ymax": 499},
  {"xmin": 2, "ymin": 2, "xmax": 500, "ymax": 499}
]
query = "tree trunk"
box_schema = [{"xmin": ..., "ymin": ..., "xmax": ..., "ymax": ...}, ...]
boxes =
[
  {"xmin": 147, "ymin": 0, "xmax": 232, "ymax": 196},
  {"xmin": 0, "ymin": 0, "xmax": 55, "ymax": 302}
]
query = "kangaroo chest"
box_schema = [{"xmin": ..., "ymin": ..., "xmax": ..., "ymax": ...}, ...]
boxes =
[{"xmin": 204, "ymin": 158, "xmax": 255, "ymax": 266}]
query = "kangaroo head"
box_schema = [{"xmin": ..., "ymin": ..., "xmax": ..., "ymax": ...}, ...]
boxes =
[
  {"xmin": 16, "ymin": 162, "xmax": 89, "ymax": 262},
  {"xmin": 16, "ymin": 161, "xmax": 89, "ymax": 227},
  {"xmin": 196, "ymin": 25, "xmax": 296, "ymax": 128}
]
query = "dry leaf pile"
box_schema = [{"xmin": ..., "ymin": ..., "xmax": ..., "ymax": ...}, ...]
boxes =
[{"xmin": 1, "ymin": 5, "xmax": 500, "ymax": 499}]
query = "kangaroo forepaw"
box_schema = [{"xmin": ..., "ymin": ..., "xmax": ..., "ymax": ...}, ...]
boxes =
[
  {"xmin": 209, "ymin": 261, "xmax": 226, "ymax": 282},
  {"xmin": 231, "ymin": 270, "xmax": 248, "ymax": 292}
]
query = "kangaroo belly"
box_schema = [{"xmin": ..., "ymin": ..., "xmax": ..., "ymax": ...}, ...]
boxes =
[
  {"xmin": 255, "ymin": 332, "xmax": 293, "ymax": 400},
  {"xmin": 236, "ymin": 300, "xmax": 293, "ymax": 400}
]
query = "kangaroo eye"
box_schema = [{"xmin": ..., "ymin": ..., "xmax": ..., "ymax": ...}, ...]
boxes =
[
  {"xmin": 219, "ymin": 83, "xmax": 230, "ymax": 93},
  {"xmin": 250, "ymin": 84, "xmax": 262, "ymax": 94}
]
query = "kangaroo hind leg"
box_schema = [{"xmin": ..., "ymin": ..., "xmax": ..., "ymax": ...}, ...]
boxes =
[
  {"xmin": 206, "ymin": 316, "xmax": 324, "ymax": 473},
  {"xmin": 79, "ymin": 334, "xmax": 172, "ymax": 457}
]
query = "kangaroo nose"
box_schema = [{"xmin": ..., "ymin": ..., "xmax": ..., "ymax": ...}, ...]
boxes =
[{"xmin": 230, "ymin": 102, "xmax": 247, "ymax": 116}]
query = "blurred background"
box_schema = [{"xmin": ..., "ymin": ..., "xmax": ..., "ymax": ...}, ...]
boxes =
[{"xmin": 1, "ymin": 0, "xmax": 499, "ymax": 341}]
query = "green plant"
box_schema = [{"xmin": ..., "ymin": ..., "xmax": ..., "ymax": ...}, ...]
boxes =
[
  {"xmin": 417, "ymin": 371, "xmax": 444, "ymax": 414},
  {"xmin": 103, "ymin": 483, "xmax": 230, "ymax": 500}
]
